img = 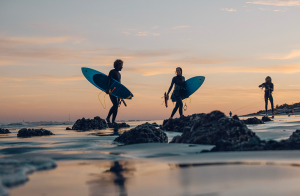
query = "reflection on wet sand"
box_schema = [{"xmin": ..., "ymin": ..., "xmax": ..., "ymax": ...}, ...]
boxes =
[
  {"xmin": 87, "ymin": 161, "xmax": 135, "ymax": 196},
  {"xmin": 90, "ymin": 128, "xmax": 130, "ymax": 137}
]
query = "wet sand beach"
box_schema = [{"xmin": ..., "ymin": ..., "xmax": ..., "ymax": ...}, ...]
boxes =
[{"xmin": 1, "ymin": 116, "xmax": 300, "ymax": 196}]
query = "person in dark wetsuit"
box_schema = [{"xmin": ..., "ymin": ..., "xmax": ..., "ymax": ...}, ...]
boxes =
[
  {"xmin": 259, "ymin": 76, "xmax": 274, "ymax": 116},
  {"xmin": 166, "ymin": 67, "xmax": 186, "ymax": 119},
  {"xmin": 105, "ymin": 59, "xmax": 123, "ymax": 124},
  {"xmin": 229, "ymin": 111, "xmax": 232, "ymax": 117}
]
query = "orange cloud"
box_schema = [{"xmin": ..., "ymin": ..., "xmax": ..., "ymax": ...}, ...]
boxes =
[
  {"xmin": 247, "ymin": 0, "xmax": 300, "ymax": 6},
  {"xmin": 172, "ymin": 26, "xmax": 190, "ymax": 29},
  {"xmin": 263, "ymin": 50, "xmax": 300, "ymax": 60},
  {"xmin": 0, "ymin": 75, "xmax": 84, "ymax": 82},
  {"xmin": 127, "ymin": 63, "xmax": 300, "ymax": 76},
  {"xmin": 0, "ymin": 35, "xmax": 187, "ymax": 66},
  {"xmin": 0, "ymin": 35, "xmax": 84, "ymax": 46},
  {"xmin": 221, "ymin": 8, "xmax": 237, "ymax": 11},
  {"xmin": 224, "ymin": 64, "xmax": 300, "ymax": 73}
]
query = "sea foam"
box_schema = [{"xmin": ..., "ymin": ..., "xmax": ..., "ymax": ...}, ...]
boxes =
[{"xmin": 0, "ymin": 157, "xmax": 57, "ymax": 196}]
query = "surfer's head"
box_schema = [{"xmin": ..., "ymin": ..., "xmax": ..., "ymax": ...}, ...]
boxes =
[
  {"xmin": 265, "ymin": 76, "xmax": 272, "ymax": 83},
  {"xmin": 176, "ymin": 67, "xmax": 182, "ymax": 76},
  {"xmin": 114, "ymin": 59, "xmax": 123, "ymax": 71}
]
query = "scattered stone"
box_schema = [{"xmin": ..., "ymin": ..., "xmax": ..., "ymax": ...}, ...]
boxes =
[
  {"xmin": 242, "ymin": 117, "xmax": 264, "ymax": 124},
  {"xmin": 66, "ymin": 127, "xmax": 72, "ymax": 130},
  {"xmin": 17, "ymin": 128, "xmax": 54, "ymax": 137},
  {"xmin": 114, "ymin": 122, "xmax": 168, "ymax": 145},
  {"xmin": 0, "ymin": 128, "xmax": 10, "ymax": 134},
  {"xmin": 167, "ymin": 111, "xmax": 256, "ymax": 145}
]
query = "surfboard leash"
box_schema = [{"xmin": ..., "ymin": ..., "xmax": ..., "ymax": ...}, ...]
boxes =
[
  {"xmin": 97, "ymin": 87, "xmax": 117, "ymax": 109},
  {"xmin": 98, "ymin": 91, "xmax": 107, "ymax": 109}
]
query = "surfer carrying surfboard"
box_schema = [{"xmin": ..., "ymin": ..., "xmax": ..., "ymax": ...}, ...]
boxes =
[
  {"xmin": 166, "ymin": 67, "xmax": 186, "ymax": 119},
  {"xmin": 259, "ymin": 76, "xmax": 274, "ymax": 116},
  {"xmin": 105, "ymin": 59, "xmax": 123, "ymax": 124}
]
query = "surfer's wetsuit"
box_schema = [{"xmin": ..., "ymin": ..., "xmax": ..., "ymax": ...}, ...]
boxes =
[
  {"xmin": 167, "ymin": 76, "xmax": 186, "ymax": 118},
  {"xmin": 259, "ymin": 82, "xmax": 274, "ymax": 114},
  {"xmin": 106, "ymin": 69, "xmax": 121, "ymax": 123}
]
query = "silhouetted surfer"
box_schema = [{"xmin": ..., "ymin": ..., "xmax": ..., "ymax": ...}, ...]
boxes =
[
  {"xmin": 259, "ymin": 76, "xmax": 274, "ymax": 116},
  {"xmin": 106, "ymin": 59, "xmax": 123, "ymax": 124},
  {"xmin": 166, "ymin": 67, "xmax": 186, "ymax": 119},
  {"xmin": 229, "ymin": 111, "xmax": 232, "ymax": 117}
]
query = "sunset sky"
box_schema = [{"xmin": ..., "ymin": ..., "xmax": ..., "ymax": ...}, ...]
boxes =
[{"xmin": 1, "ymin": 0, "xmax": 300, "ymax": 123}]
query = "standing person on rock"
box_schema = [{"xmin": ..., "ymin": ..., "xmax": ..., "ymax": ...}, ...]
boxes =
[
  {"xmin": 166, "ymin": 67, "xmax": 186, "ymax": 119},
  {"xmin": 106, "ymin": 59, "xmax": 123, "ymax": 124},
  {"xmin": 259, "ymin": 76, "xmax": 274, "ymax": 117}
]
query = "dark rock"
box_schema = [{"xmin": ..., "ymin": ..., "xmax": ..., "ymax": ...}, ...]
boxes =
[
  {"xmin": 162, "ymin": 114, "xmax": 205, "ymax": 132},
  {"xmin": 210, "ymin": 129, "xmax": 300, "ymax": 152},
  {"xmin": 0, "ymin": 128, "xmax": 11, "ymax": 134},
  {"xmin": 114, "ymin": 122, "xmax": 168, "ymax": 145},
  {"xmin": 242, "ymin": 117, "xmax": 264, "ymax": 124},
  {"xmin": 168, "ymin": 110, "xmax": 256, "ymax": 145},
  {"xmin": 170, "ymin": 135, "xmax": 181, "ymax": 143},
  {"xmin": 17, "ymin": 128, "xmax": 54, "ymax": 137},
  {"xmin": 232, "ymin": 115, "xmax": 240, "ymax": 121},
  {"xmin": 66, "ymin": 127, "xmax": 72, "ymax": 130},
  {"xmin": 108, "ymin": 122, "xmax": 130, "ymax": 129},
  {"xmin": 262, "ymin": 116, "xmax": 272, "ymax": 122},
  {"xmin": 72, "ymin": 116, "xmax": 108, "ymax": 131},
  {"xmin": 151, "ymin": 122, "xmax": 159, "ymax": 127}
]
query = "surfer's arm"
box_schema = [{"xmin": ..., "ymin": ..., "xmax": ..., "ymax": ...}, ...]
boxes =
[
  {"xmin": 270, "ymin": 83, "xmax": 274, "ymax": 92},
  {"xmin": 259, "ymin": 83, "xmax": 265, "ymax": 88},
  {"xmin": 167, "ymin": 78, "xmax": 175, "ymax": 95},
  {"xmin": 106, "ymin": 71, "xmax": 112, "ymax": 94}
]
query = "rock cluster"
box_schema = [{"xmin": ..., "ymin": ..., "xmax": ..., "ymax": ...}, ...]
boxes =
[
  {"xmin": 162, "ymin": 114, "xmax": 203, "ymax": 132},
  {"xmin": 17, "ymin": 128, "xmax": 54, "ymax": 137},
  {"xmin": 262, "ymin": 116, "xmax": 272, "ymax": 122},
  {"xmin": 72, "ymin": 116, "xmax": 107, "ymax": 131},
  {"xmin": 211, "ymin": 129, "xmax": 300, "ymax": 152},
  {"xmin": 0, "ymin": 128, "xmax": 10, "ymax": 134},
  {"xmin": 242, "ymin": 117, "xmax": 264, "ymax": 124},
  {"xmin": 166, "ymin": 111, "xmax": 256, "ymax": 145},
  {"xmin": 114, "ymin": 122, "xmax": 168, "ymax": 145},
  {"xmin": 71, "ymin": 116, "xmax": 130, "ymax": 131},
  {"xmin": 108, "ymin": 122, "xmax": 130, "ymax": 129},
  {"xmin": 241, "ymin": 116, "xmax": 272, "ymax": 124}
]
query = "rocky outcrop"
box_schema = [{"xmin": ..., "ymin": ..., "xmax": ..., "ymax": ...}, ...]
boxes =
[
  {"xmin": 66, "ymin": 127, "xmax": 72, "ymax": 130},
  {"xmin": 162, "ymin": 114, "xmax": 204, "ymax": 132},
  {"xmin": 168, "ymin": 111, "xmax": 256, "ymax": 145},
  {"xmin": 72, "ymin": 116, "xmax": 130, "ymax": 131},
  {"xmin": 0, "ymin": 128, "xmax": 10, "ymax": 134},
  {"xmin": 262, "ymin": 116, "xmax": 272, "ymax": 122},
  {"xmin": 242, "ymin": 117, "xmax": 264, "ymax": 124},
  {"xmin": 114, "ymin": 122, "xmax": 168, "ymax": 145},
  {"xmin": 211, "ymin": 129, "xmax": 300, "ymax": 152},
  {"xmin": 17, "ymin": 128, "xmax": 54, "ymax": 137},
  {"xmin": 108, "ymin": 122, "xmax": 130, "ymax": 129},
  {"xmin": 72, "ymin": 116, "xmax": 108, "ymax": 131}
]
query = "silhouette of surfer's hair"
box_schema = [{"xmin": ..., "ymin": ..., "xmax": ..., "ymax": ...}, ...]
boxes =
[
  {"xmin": 114, "ymin": 59, "xmax": 123, "ymax": 69},
  {"xmin": 265, "ymin": 76, "xmax": 272, "ymax": 83},
  {"xmin": 176, "ymin": 67, "xmax": 182, "ymax": 75}
]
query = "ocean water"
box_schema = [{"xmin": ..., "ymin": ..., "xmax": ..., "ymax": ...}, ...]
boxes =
[{"xmin": 1, "ymin": 115, "xmax": 300, "ymax": 196}]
